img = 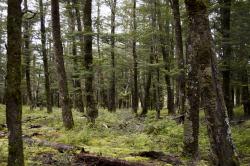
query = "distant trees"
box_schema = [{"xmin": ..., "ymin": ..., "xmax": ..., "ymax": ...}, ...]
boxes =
[{"xmin": 6, "ymin": 0, "xmax": 24, "ymax": 165}]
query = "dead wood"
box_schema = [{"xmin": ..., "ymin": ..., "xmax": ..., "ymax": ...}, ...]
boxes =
[
  {"xmin": 73, "ymin": 153, "xmax": 146, "ymax": 166},
  {"xmin": 131, "ymin": 151, "xmax": 183, "ymax": 165}
]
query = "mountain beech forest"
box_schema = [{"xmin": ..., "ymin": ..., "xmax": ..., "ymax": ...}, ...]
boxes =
[{"xmin": 0, "ymin": 0, "xmax": 250, "ymax": 165}]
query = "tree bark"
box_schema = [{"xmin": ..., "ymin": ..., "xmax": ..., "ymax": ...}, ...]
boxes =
[
  {"xmin": 51, "ymin": 0, "xmax": 74, "ymax": 129},
  {"xmin": 184, "ymin": 1, "xmax": 239, "ymax": 165},
  {"xmin": 241, "ymin": 68, "xmax": 250, "ymax": 116},
  {"xmin": 83, "ymin": 0, "xmax": 98, "ymax": 123},
  {"xmin": 39, "ymin": 0, "xmax": 52, "ymax": 113},
  {"xmin": 6, "ymin": 0, "xmax": 24, "ymax": 165}
]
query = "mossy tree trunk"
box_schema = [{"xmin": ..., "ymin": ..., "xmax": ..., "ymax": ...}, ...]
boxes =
[
  {"xmin": 6, "ymin": 0, "xmax": 24, "ymax": 165},
  {"xmin": 184, "ymin": 0, "xmax": 239, "ymax": 165},
  {"xmin": 83, "ymin": 0, "xmax": 98, "ymax": 123},
  {"xmin": 23, "ymin": 0, "xmax": 34, "ymax": 109},
  {"xmin": 51, "ymin": 0, "xmax": 74, "ymax": 129},
  {"xmin": 39, "ymin": 0, "xmax": 52, "ymax": 113}
]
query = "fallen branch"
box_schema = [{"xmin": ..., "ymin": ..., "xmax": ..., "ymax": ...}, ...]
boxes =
[
  {"xmin": 73, "ymin": 153, "xmax": 146, "ymax": 166},
  {"xmin": 22, "ymin": 116, "xmax": 47, "ymax": 123}
]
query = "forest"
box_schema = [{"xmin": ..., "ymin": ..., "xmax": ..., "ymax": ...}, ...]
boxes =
[{"xmin": 0, "ymin": 0, "xmax": 250, "ymax": 165}]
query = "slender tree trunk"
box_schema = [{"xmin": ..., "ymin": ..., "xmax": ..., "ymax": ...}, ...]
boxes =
[
  {"xmin": 157, "ymin": 0, "xmax": 174, "ymax": 114},
  {"xmin": 184, "ymin": 1, "xmax": 239, "ymax": 165},
  {"xmin": 141, "ymin": 0, "xmax": 156, "ymax": 116},
  {"xmin": 221, "ymin": 0, "xmax": 233, "ymax": 119},
  {"xmin": 108, "ymin": 0, "xmax": 117, "ymax": 112},
  {"xmin": 39, "ymin": 0, "xmax": 52, "ymax": 113},
  {"xmin": 23, "ymin": 0, "xmax": 34, "ymax": 109},
  {"xmin": 68, "ymin": 0, "xmax": 84, "ymax": 113},
  {"xmin": 236, "ymin": 86, "xmax": 241, "ymax": 106},
  {"xmin": 83, "ymin": 0, "xmax": 98, "ymax": 123},
  {"xmin": 132, "ymin": 0, "xmax": 139, "ymax": 115},
  {"xmin": 171, "ymin": 0, "xmax": 185, "ymax": 115},
  {"xmin": 6, "ymin": 0, "xmax": 24, "ymax": 165},
  {"xmin": 51, "ymin": 0, "xmax": 74, "ymax": 129}
]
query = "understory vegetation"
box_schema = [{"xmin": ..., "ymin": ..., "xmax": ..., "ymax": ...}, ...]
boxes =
[{"xmin": 0, "ymin": 105, "xmax": 250, "ymax": 165}]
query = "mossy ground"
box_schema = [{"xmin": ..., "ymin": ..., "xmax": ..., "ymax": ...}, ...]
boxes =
[{"xmin": 0, "ymin": 104, "xmax": 250, "ymax": 165}]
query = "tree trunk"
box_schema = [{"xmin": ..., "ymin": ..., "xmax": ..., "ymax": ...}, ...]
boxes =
[
  {"xmin": 51, "ymin": 0, "xmax": 74, "ymax": 129},
  {"xmin": 108, "ymin": 0, "xmax": 117, "ymax": 112},
  {"xmin": 6, "ymin": 0, "xmax": 24, "ymax": 165},
  {"xmin": 221, "ymin": 0, "xmax": 233, "ymax": 119},
  {"xmin": 184, "ymin": 1, "xmax": 239, "ymax": 165},
  {"xmin": 132, "ymin": 0, "xmax": 138, "ymax": 115},
  {"xmin": 68, "ymin": 0, "xmax": 84, "ymax": 113},
  {"xmin": 171, "ymin": 0, "xmax": 185, "ymax": 115},
  {"xmin": 23, "ymin": 0, "xmax": 34, "ymax": 109},
  {"xmin": 241, "ymin": 68, "xmax": 250, "ymax": 116},
  {"xmin": 39, "ymin": 0, "xmax": 52, "ymax": 113},
  {"xmin": 83, "ymin": 0, "xmax": 98, "ymax": 123},
  {"xmin": 157, "ymin": 0, "xmax": 174, "ymax": 114}
]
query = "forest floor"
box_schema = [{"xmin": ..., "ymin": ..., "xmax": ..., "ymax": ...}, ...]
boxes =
[{"xmin": 0, "ymin": 105, "xmax": 250, "ymax": 166}]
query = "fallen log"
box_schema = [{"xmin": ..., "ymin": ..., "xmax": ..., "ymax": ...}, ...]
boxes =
[
  {"xmin": 131, "ymin": 151, "xmax": 183, "ymax": 166},
  {"xmin": 23, "ymin": 136, "xmax": 85, "ymax": 153},
  {"xmin": 73, "ymin": 153, "xmax": 146, "ymax": 166}
]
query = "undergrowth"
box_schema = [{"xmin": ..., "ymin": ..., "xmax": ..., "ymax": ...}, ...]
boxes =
[{"xmin": 0, "ymin": 105, "xmax": 250, "ymax": 165}]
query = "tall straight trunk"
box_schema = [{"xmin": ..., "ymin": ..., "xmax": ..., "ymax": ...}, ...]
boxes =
[
  {"xmin": 157, "ymin": 0, "xmax": 174, "ymax": 114},
  {"xmin": 83, "ymin": 0, "xmax": 98, "ymax": 122},
  {"xmin": 68, "ymin": 0, "xmax": 84, "ymax": 113},
  {"xmin": 236, "ymin": 86, "xmax": 241, "ymax": 106},
  {"xmin": 6, "ymin": 0, "xmax": 24, "ymax": 165},
  {"xmin": 23, "ymin": 0, "xmax": 34, "ymax": 109},
  {"xmin": 39, "ymin": 0, "xmax": 52, "ymax": 113},
  {"xmin": 141, "ymin": 1, "xmax": 155, "ymax": 116},
  {"xmin": 221, "ymin": 0, "xmax": 233, "ymax": 118},
  {"xmin": 132, "ymin": 0, "xmax": 138, "ymax": 115},
  {"xmin": 171, "ymin": 0, "xmax": 185, "ymax": 115},
  {"xmin": 241, "ymin": 68, "xmax": 250, "ymax": 116},
  {"xmin": 51, "ymin": 0, "xmax": 74, "ymax": 129},
  {"xmin": 184, "ymin": 1, "xmax": 239, "ymax": 165},
  {"xmin": 109, "ymin": 0, "xmax": 117, "ymax": 112}
]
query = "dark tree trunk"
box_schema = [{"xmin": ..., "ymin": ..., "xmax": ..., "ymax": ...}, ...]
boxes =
[
  {"xmin": 39, "ymin": 0, "xmax": 52, "ymax": 113},
  {"xmin": 6, "ymin": 0, "xmax": 24, "ymax": 165},
  {"xmin": 68, "ymin": 0, "xmax": 84, "ymax": 113},
  {"xmin": 184, "ymin": 1, "xmax": 239, "ymax": 165},
  {"xmin": 23, "ymin": 0, "xmax": 34, "ymax": 109},
  {"xmin": 170, "ymin": 0, "xmax": 186, "ymax": 115},
  {"xmin": 51, "ymin": 0, "xmax": 74, "ymax": 129},
  {"xmin": 83, "ymin": 0, "xmax": 98, "ymax": 123},
  {"xmin": 236, "ymin": 86, "xmax": 241, "ymax": 106},
  {"xmin": 108, "ymin": 0, "xmax": 117, "ymax": 112},
  {"xmin": 241, "ymin": 68, "xmax": 250, "ymax": 116},
  {"xmin": 157, "ymin": 0, "xmax": 174, "ymax": 114},
  {"xmin": 221, "ymin": 0, "xmax": 233, "ymax": 119},
  {"xmin": 132, "ymin": 0, "xmax": 138, "ymax": 115}
]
